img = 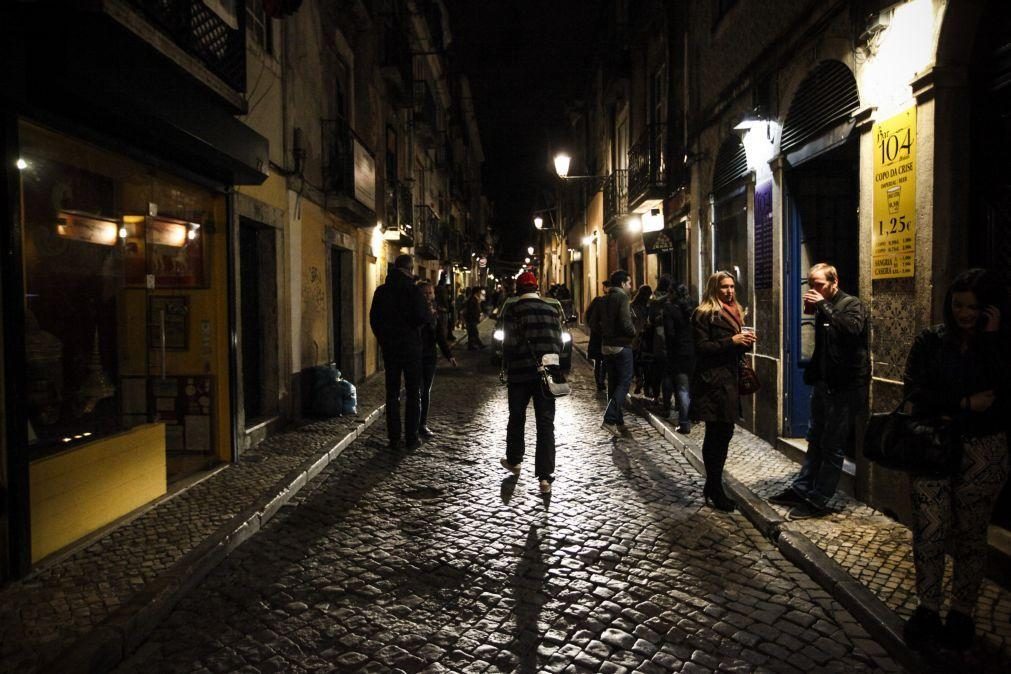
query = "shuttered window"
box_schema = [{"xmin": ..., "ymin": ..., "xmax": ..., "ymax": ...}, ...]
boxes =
[
  {"xmin": 712, "ymin": 136, "xmax": 748, "ymax": 193},
  {"xmin": 780, "ymin": 60, "xmax": 859, "ymax": 155}
]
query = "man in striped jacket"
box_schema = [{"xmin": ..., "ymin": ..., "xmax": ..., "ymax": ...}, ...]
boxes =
[{"xmin": 500, "ymin": 271, "xmax": 564, "ymax": 494}]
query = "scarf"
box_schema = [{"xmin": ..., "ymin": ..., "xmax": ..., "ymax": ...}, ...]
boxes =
[{"xmin": 720, "ymin": 300, "xmax": 743, "ymax": 333}]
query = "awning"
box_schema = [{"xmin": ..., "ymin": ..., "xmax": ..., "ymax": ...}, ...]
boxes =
[{"xmin": 642, "ymin": 226, "xmax": 686, "ymax": 254}]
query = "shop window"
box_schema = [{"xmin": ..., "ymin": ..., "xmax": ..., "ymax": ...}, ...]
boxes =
[
  {"xmin": 19, "ymin": 122, "xmax": 221, "ymax": 463},
  {"xmin": 713, "ymin": 187, "xmax": 749, "ymax": 316}
]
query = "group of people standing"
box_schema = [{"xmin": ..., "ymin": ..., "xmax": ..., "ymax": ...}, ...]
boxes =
[{"xmin": 586, "ymin": 261, "xmax": 1008, "ymax": 654}]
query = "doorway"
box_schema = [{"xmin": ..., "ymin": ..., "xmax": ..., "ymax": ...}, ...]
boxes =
[
  {"xmin": 783, "ymin": 138, "xmax": 859, "ymax": 440},
  {"xmin": 239, "ymin": 219, "xmax": 278, "ymax": 425},
  {"xmin": 330, "ymin": 247, "xmax": 353, "ymax": 375}
]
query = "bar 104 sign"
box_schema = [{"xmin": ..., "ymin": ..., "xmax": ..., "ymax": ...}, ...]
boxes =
[{"xmin": 872, "ymin": 107, "xmax": 916, "ymax": 279}]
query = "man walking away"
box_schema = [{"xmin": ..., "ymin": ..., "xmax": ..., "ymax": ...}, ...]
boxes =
[
  {"xmin": 464, "ymin": 287, "xmax": 486, "ymax": 350},
  {"xmin": 593, "ymin": 270, "xmax": 636, "ymax": 436},
  {"xmin": 499, "ymin": 272, "xmax": 563, "ymax": 494},
  {"xmin": 585, "ymin": 281, "xmax": 610, "ymax": 391},
  {"xmin": 769, "ymin": 262, "xmax": 870, "ymax": 519},
  {"xmin": 369, "ymin": 254, "xmax": 431, "ymax": 450}
]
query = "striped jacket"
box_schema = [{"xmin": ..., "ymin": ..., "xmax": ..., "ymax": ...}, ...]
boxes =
[{"xmin": 503, "ymin": 293, "xmax": 563, "ymax": 384}]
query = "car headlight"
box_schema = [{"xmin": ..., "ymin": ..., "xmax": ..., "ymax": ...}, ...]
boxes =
[
  {"xmin": 561, "ymin": 332, "xmax": 571, "ymax": 344},
  {"xmin": 493, "ymin": 329, "xmax": 505, "ymax": 341}
]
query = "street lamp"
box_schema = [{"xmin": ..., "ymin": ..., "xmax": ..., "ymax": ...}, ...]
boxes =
[
  {"xmin": 527, "ymin": 246, "xmax": 535, "ymax": 255},
  {"xmin": 533, "ymin": 215, "xmax": 544, "ymax": 230},
  {"xmin": 553, "ymin": 152, "xmax": 608, "ymax": 181}
]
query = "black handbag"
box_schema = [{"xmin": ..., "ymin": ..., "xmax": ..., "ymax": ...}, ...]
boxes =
[
  {"xmin": 738, "ymin": 357, "xmax": 760, "ymax": 396},
  {"xmin": 863, "ymin": 394, "xmax": 961, "ymax": 478}
]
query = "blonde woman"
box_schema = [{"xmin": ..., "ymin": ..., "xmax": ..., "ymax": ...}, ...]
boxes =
[{"xmin": 691, "ymin": 271, "xmax": 756, "ymax": 511}]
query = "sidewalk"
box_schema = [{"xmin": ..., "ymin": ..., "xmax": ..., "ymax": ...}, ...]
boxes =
[
  {"xmin": 571, "ymin": 326, "xmax": 1011, "ymax": 671},
  {"xmin": 0, "ymin": 375, "xmax": 387, "ymax": 674}
]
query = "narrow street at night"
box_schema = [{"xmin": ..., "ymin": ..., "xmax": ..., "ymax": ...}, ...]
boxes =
[{"xmin": 114, "ymin": 335, "xmax": 896, "ymax": 673}]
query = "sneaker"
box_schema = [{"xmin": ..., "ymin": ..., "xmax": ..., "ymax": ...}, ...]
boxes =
[
  {"xmin": 500, "ymin": 457, "xmax": 520, "ymax": 476},
  {"xmin": 676, "ymin": 423, "xmax": 691, "ymax": 435},
  {"xmin": 785, "ymin": 501, "xmax": 829, "ymax": 521},
  {"xmin": 418, "ymin": 426, "xmax": 434, "ymax": 440},
  {"xmin": 600, "ymin": 422, "xmax": 621, "ymax": 437},
  {"xmin": 539, "ymin": 479, "xmax": 552, "ymax": 494},
  {"xmin": 904, "ymin": 606, "xmax": 942, "ymax": 651},
  {"xmin": 405, "ymin": 437, "xmax": 422, "ymax": 451},
  {"xmin": 942, "ymin": 610, "xmax": 975, "ymax": 652},
  {"xmin": 768, "ymin": 487, "xmax": 807, "ymax": 506}
]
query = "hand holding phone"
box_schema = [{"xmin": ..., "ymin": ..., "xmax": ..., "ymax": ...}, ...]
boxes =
[{"xmin": 981, "ymin": 305, "xmax": 1001, "ymax": 333}]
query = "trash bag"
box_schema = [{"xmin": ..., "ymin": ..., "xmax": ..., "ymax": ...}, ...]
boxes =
[
  {"xmin": 309, "ymin": 363, "xmax": 343, "ymax": 417},
  {"xmin": 337, "ymin": 377, "xmax": 357, "ymax": 415}
]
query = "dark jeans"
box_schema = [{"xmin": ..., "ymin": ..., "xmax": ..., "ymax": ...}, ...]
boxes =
[
  {"xmin": 420, "ymin": 357, "xmax": 436, "ymax": 428},
  {"xmin": 702, "ymin": 421, "xmax": 735, "ymax": 492},
  {"xmin": 792, "ymin": 383, "xmax": 867, "ymax": 508},
  {"xmin": 593, "ymin": 358, "xmax": 607, "ymax": 389},
  {"xmin": 383, "ymin": 351, "xmax": 422, "ymax": 443},
  {"xmin": 466, "ymin": 321, "xmax": 483, "ymax": 348},
  {"xmin": 674, "ymin": 372, "xmax": 691, "ymax": 428},
  {"xmin": 506, "ymin": 380, "xmax": 556, "ymax": 479},
  {"xmin": 603, "ymin": 347, "xmax": 634, "ymax": 425}
]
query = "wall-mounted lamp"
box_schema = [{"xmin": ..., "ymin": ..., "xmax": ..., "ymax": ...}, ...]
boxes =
[
  {"xmin": 533, "ymin": 216, "xmax": 544, "ymax": 229},
  {"xmin": 553, "ymin": 153, "xmax": 607, "ymax": 181},
  {"xmin": 580, "ymin": 233, "xmax": 598, "ymax": 247},
  {"xmin": 527, "ymin": 246, "xmax": 535, "ymax": 255}
]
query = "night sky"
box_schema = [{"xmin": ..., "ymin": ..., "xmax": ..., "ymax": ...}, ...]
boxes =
[{"xmin": 446, "ymin": 0, "xmax": 603, "ymax": 271}]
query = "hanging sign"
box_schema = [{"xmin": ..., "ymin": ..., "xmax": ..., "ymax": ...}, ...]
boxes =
[{"xmin": 871, "ymin": 107, "xmax": 916, "ymax": 279}]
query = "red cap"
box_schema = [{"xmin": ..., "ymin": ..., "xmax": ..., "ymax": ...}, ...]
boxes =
[{"xmin": 516, "ymin": 271, "xmax": 538, "ymax": 289}]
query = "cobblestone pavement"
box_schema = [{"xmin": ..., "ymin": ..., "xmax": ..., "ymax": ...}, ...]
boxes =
[
  {"xmin": 116, "ymin": 333, "xmax": 897, "ymax": 673},
  {"xmin": 567, "ymin": 327, "xmax": 1011, "ymax": 673},
  {"xmin": 0, "ymin": 373, "xmax": 385, "ymax": 673}
]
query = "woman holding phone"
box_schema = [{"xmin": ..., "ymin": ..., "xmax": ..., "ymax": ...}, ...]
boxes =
[{"xmin": 902, "ymin": 268, "xmax": 1009, "ymax": 652}]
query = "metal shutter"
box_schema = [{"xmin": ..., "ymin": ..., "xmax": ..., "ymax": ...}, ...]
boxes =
[
  {"xmin": 780, "ymin": 60, "xmax": 860, "ymax": 155},
  {"xmin": 712, "ymin": 136, "xmax": 748, "ymax": 193}
]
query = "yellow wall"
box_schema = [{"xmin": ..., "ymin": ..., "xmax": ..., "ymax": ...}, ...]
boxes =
[
  {"xmin": 300, "ymin": 202, "xmax": 329, "ymax": 368},
  {"xmin": 237, "ymin": 172, "xmax": 288, "ymax": 211},
  {"xmin": 30, "ymin": 423, "xmax": 167, "ymax": 562}
]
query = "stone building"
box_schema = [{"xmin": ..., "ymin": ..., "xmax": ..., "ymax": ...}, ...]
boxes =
[{"xmin": 0, "ymin": 0, "xmax": 486, "ymax": 581}]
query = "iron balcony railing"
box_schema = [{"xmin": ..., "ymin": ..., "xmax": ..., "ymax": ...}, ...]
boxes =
[
  {"xmin": 628, "ymin": 123, "xmax": 667, "ymax": 207},
  {"xmin": 415, "ymin": 205, "xmax": 441, "ymax": 260},
  {"xmin": 603, "ymin": 169, "xmax": 629, "ymax": 235},
  {"xmin": 127, "ymin": 0, "xmax": 246, "ymax": 92},
  {"xmin": 321, "ymin": 117, "xmax": 376, "ymax": 223},
  {"xmin": 384, "ymin": 181, "xmax": 414, "ymax": 245}
]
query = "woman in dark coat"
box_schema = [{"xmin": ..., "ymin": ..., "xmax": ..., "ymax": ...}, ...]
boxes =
[
  {"xmin": 901, "ymin": 268, "xmax": 1009, "ymax": 652},
  {"xmin": 691, "ymin": 271, "xmax": 756, "ymax": 511}
]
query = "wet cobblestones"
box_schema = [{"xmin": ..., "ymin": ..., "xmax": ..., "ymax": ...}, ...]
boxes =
[{"xmin": 116, "ymin": 343, "xmax": 896, "ymax": 673}]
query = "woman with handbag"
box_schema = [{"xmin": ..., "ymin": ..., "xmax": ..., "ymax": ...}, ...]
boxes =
[
  {"xmin": 902, "ymin": 268, "xmax": 1009, "ymax": 652},
  {"xmin": 690, "ymin": 271, "xmax": 756, "ymax": 511}
]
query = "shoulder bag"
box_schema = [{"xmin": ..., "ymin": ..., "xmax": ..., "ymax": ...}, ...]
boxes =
[
  {"xmin": 738, "ymin": 357, "xmax": 761, "ymax": 396},
  {"xmin": 863, "ymin": 393, "xmax": 961, "ymax": 478},
  {"xmin": 526, "ymin": 339, "xmax": 570, "ymax": 398}
]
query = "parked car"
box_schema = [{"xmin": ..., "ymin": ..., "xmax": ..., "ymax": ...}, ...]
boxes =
[{"xmin": 492, "ymin": 295, "xmax": 573, "ymax": 370}]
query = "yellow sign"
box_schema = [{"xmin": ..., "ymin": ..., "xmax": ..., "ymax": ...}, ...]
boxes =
[{"xmin": 872, "ymin": 108, "xmax": 916, "ymax": 279}]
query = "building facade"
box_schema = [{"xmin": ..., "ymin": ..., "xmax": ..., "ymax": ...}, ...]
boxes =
[
  {"xmin": 0, "ymin": 0, "xmax": 486, "ymax": 580},
  {"xmin": 560, "ymin": 0, "xmax": 1010, "ymax": 553}
]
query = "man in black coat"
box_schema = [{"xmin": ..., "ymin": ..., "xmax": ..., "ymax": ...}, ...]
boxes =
[
  {"xmin": 369, "ymin": 254, "xmax": 431, "ymax": 450},
  {"xmin": 770, "ymin": 262, "xmax": 870, "ymax": 519}
]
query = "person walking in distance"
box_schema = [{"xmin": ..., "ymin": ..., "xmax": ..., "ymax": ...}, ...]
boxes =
[
  {"xmin": 499, "ymin": 271, "xmax": 564, "ymax": 494},
  {"xmin": 769, "ymin": 263, "xmax": 870, "ymax": 520},
  {"xmin": 593, "ymin": 270, "xmax": 637, "ymax": 436},
  {"xmin": 585, "ymin": 281, "xmax": 610, "ymax": 392},
  {"xmin": 900, "ymin": 268, "xmax": 1008, "ymax": 652},
  {"xmin": 669, "ymin": 283, "xmax": 698, "ymax": 434},
  {"xmin": 464, "ymin": 287, "xmax": 486, "ymax": 350},
  {"xmin": 417, "ymin": 280, "xmax": 457, "ymax": 440},
  {"xmin": 368, "ymin": 255, "xmax": 430, "ymax": 450},
  {"xmin": 691, "ymin": 271, "xmax": 756, "ymax": 511}
]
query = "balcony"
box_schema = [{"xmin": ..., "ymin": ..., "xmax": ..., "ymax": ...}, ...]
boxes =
[
  {"xmin": 383, "ymin": 181, "xmax": 414, "ymax": 246},
  {"xmin": 321, "ymin": 117, "xmax": 377, "ymax": 226},
  {"xmin": 414, "ymin": 205, "xmax": 441, "ymax": 260},
  {"xmin": 628, "ymin": 123, "xmax": 667, "ymax": 210},
  {"xmin": 414, "ymin": 81, "xmax": 439, "ymax": 144},
  {"xmin": 380, "ymin": 14, "xmax": 413, "ymax": 107},
  {"xmin": 126, "ymin": 0, "xmax": 246, "ymax": 94},
  {"xmin": 603, "ymin": 169, "xmax": 629, "ymax": 237}
]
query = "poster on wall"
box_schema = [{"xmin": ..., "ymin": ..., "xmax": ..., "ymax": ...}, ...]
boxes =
[
  {"xmin": 872, "ymin": 107, "xmax": 916, "ymax": 279},
  {"xmin": 754, "ymin": 180, "xmax": 774, "ymax": 290}
]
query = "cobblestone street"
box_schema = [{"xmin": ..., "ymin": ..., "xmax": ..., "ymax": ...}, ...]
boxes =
[{"xmin": 116, "ymin": 343, "xmax": 897, "ymax": 673}]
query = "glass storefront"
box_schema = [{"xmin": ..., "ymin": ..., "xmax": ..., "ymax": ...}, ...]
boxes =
[{"xmin": 19, "ymin": 121, "xmax": 228, "ymax": 481}]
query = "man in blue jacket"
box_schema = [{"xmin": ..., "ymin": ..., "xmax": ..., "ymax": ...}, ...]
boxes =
[
  {"xmin": 369, "ymin": 255, "xmax": 431, "ymax": 450},
  {"xmin": 591, "ymin": 270, "xmax": 637, "ymax": 436}
]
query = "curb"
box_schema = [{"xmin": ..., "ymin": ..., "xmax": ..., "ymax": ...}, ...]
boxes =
[
  {"xmin": 48, "ymin": 404, "xmax": 386, "ymax": 674},
  {"xmin": 634, "ymin": 400, "xmax": 923, "ymax": 672},
  {"xmin": 571, "ymin": 336, "xmax": 920, "ymax": 670}
]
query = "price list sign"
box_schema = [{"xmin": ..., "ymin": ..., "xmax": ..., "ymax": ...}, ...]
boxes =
[{"xmin": 872, "ymin": 108, "xmax": 916, "ymax": 279}]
